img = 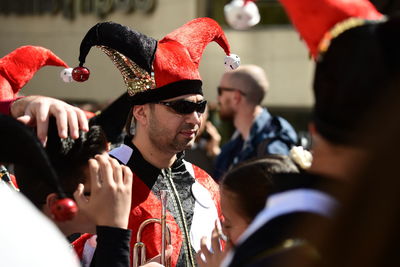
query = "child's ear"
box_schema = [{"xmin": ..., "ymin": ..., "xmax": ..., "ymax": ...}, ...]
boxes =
[{"xmin": 45, "ymin": 193, "xmax": 59, "ymax": 218}]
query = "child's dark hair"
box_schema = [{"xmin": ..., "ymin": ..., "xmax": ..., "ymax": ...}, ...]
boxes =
[
  {"xmin": 220, "ymin": 155, "xmax": 299, "ymax": 222},
  {"xmin": 46, "ymin": 117, "xmax": 108, "ymax": 195},
  {"xmin": 16, "ymin": 117, "xmax": 108, "ymax": 208}
]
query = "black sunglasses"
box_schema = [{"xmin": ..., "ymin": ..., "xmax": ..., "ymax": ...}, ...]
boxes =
[
  {"xmin": 155, "ymin": 99, "xmax": 207, "ymax": 115},
  {"xmin": 217, "ymin": 86, "xmax": 246, "ymax": 96}
]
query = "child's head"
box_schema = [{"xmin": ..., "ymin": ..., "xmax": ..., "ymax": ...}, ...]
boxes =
[
  {"xmin": 220, "ymin": 155, "xmax": 299, "ymax": 244},
  {"xmin": 16, "ymin": 117, "xmax": 108, "ymax": 235}
]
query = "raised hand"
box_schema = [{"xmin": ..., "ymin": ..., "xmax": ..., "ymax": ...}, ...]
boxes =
[
  {"xmin": 10, "ymin": 95, "xmax": 89, "ymax": 145},
  {"xmin": 196, "ymin": 220, "xmax": 231, "ymax": 267},
  {"xmin": 74, "ymin": 153, "xmax": 132, "ymax": 229}
]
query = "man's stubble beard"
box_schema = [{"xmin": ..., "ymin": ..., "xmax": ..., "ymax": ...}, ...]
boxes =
[
  {"xmin": 219, "ymin": 106, "xmax": 235, "ymax": 121},
  {"xmin": 148, "ymin": 117, "xmax": 197, "ymax": 154}
]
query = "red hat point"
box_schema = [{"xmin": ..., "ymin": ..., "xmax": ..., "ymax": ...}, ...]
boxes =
[
  {"xmin": 154, "ymin": 17, "xmax": 237, "ymax": 88},
  {"xmin": 280, "ymin": 0, "xmax": 383, "ymax": 59},
  {"xmin": 0, "ymin": 46, "xmax": 69, "ymax": 100}
]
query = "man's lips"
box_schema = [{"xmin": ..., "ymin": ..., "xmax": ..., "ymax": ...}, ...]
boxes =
[{"xmin": 180, "ymin": 129, "xmax": 197, "ymax": 137}]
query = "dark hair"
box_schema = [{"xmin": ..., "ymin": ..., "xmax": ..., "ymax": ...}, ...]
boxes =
[
  {"xmin": 220, "ymin": 155, "xmax": 299, "ymax": 222},
  {"xmin": 16, "ymin": 117, "xmax": 108, "ymax": 208}
]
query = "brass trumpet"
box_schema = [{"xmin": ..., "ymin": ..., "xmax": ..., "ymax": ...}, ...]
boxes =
[{"xmin": 133, "ymin": 190, "xmax": 171, "ymax": 267}]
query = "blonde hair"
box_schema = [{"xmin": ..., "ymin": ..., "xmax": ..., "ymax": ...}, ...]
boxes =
[{"xmin": 225, "ymin": 64, "xmax": 269, "ymax": 105}]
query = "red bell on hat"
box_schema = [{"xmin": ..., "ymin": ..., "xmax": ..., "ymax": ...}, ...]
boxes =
[
  {"xmin": 72, "ymin": 66, "xmax": 90, "ymax": 82},
  {"xmin": 51, "ymin": 198, "xmax": 79, "ymax": 221}
]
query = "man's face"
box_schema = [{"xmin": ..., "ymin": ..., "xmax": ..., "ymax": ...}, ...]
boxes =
[
  {"xmin": 218, "ymin": 74, "xmax": 236, "ymax": 121},
  {"xmin": 147, "ymin": 94, "xmax": 204, "ymax": 154}
]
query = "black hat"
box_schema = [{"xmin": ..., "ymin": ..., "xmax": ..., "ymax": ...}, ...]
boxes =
[
  {"xmin": 279, "ymin": 0, "xmax": 400, "ymax": 145},
  {"xmin": 313, "ymin": 17, "xmax": 400, "ymax": 144},
  {"xmin": 89, "ymin": 92, "xmax": 131, "ymax": 143}
]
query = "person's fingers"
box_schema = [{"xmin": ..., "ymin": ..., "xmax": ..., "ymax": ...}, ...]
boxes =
[
  {"xmin": 95, "ymin": 154, "xmax": 114, "ymax": 186},
  {"xmin": 215, "ymin": 219, "xmax": 228, "ymax": 242},
  {"xmin": 205, "ymin": 121, "xmax": 215, "ymax": 133},
  {"xmin": 195, "ymin": 251, "xmax": 206, "ymax": 265},
  {"xmin": 66, "ymin": 108, "xmax": 79, "ymax": 139},
  {"xmin": 16, "ymin": 115, "xmax": 33, "ymax": 125},
  {"xmin": 109, "ymin": 157, "xmax": 123, "ymax": 184},
  {"xmin": 205, "ymin": 121, "xmax": 221, "ymax": 141},
  {"xmin": 211, "ymin": 227, "xmax": 221, "ymax": 253},
  {"xmin": 88, "ymin": 158, "xmax": 101, "ymax": 190},
  {"xmin": 73, "ymin": 183, "xmax": 87, "ymax": 207},
  {"xmin": 122, "ymin": 166, "xmax": 133, "ymax": 186},
  {"xmin": 51, "ymin": 105, "xmax": 68, "ymax": 139},
  {"xmin": 74, "ymin": 107, "xmax": 89, "ymax": 132},
  {"xmin": 35, "ymin": 102, "xmax": 51, "ymax": 145},
  {"xmin": 199, "ymin": 236, "xmax": 212, "ymax": 258}
]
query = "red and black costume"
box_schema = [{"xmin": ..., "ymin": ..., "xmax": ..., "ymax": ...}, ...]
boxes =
[{"xmin": 110, "ymin": 141, "xmax": 221, "ymax": 266}]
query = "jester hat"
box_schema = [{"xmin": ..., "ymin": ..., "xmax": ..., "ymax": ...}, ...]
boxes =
[
  {"xmin": 72, "ymin": 18, "xmax": 240, "ymax": 104},
  {"xmin": 0, "ymin": 46, "xmax": 69, "ymax": 100}
]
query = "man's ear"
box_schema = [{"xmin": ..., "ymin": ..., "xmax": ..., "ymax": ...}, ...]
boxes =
[
  {"xmin": 308, "ymin": 122, "xmax": 317, "ymax": 136},
  {"xmin": 233, "ymin": 90, "xmax": 243, "ymax": 105},
  {"xmin": 132, "ymin": 105, "xmax": 148, "ymax": 125}
]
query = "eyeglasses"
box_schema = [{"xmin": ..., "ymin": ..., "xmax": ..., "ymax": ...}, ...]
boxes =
[
  {"xmin": 217, "ymin": 86, "xmax": 246, "ymax": 96},
  {"xmin": 155, "ymin": 99, "xmax": 207, "ymax": 115}
]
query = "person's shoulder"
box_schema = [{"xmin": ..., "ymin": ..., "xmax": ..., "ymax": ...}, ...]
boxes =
[
  {"xmin": 257, "ymin": 111, "xmax": 295, "ymax": 135},
  {"xmin": 231, "ymin": 208, "xmax": 328, "ymax": 267},
  {"xmin": 271, "ymin": 171, "xmax": 342, "ymax": 194},
  {"xmin": 183, "ymin": 161, "xmax": 219, "ymax": 192},
  {"xmin": 187, "ymin": 162, "xmax": 216, "ymax": 182}
]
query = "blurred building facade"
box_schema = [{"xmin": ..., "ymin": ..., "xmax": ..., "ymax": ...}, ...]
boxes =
[{"xmin": 0, "ymin": 0, "xmax": 314, "ymax": 130}]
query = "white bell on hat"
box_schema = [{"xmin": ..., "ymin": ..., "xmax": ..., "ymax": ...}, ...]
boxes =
[
  {"xmin": 224, "ymin": 54, "xmax": 241, "ymax": 71},
  {"xmin": 224, "ymin": 0, "xmax": 261, "ymax": 30},
  {"xmin": 60, "ymin": 68, "xmax": 73, "ymax": 83}
]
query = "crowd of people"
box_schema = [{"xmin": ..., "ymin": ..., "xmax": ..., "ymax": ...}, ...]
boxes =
[{"xmin": 1, "ymin": 0, "xmax": 400, "ymax": 266}]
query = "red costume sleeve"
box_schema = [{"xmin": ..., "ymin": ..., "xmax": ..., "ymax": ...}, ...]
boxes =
[
  {"xmin": 0, "ymin": 99, "xmax": 14, "ymax": 115},
  {"xmin": 0, "ymin": 96, "xmax": 24, "ymax": 116}
]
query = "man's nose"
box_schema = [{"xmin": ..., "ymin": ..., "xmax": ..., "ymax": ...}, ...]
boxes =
[{"xmin": 185, "ymin": 110, "xmax": 202, "ymax": 125}]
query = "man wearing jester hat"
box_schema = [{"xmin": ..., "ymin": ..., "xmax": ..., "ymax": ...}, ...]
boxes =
[{"xmin": 70, "ymin": 18, "xmax": 240, "ymax": 266}]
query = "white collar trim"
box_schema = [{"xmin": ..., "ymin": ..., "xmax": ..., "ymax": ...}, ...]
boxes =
[{"xmin": 108, "ymin": 144, "xmax": 133, "ymax": 164}]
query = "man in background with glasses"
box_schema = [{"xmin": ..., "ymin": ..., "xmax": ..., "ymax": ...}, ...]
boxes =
[{"xmin": 214, "ymin": 64, "xmax": 298, "ymax": 180}]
